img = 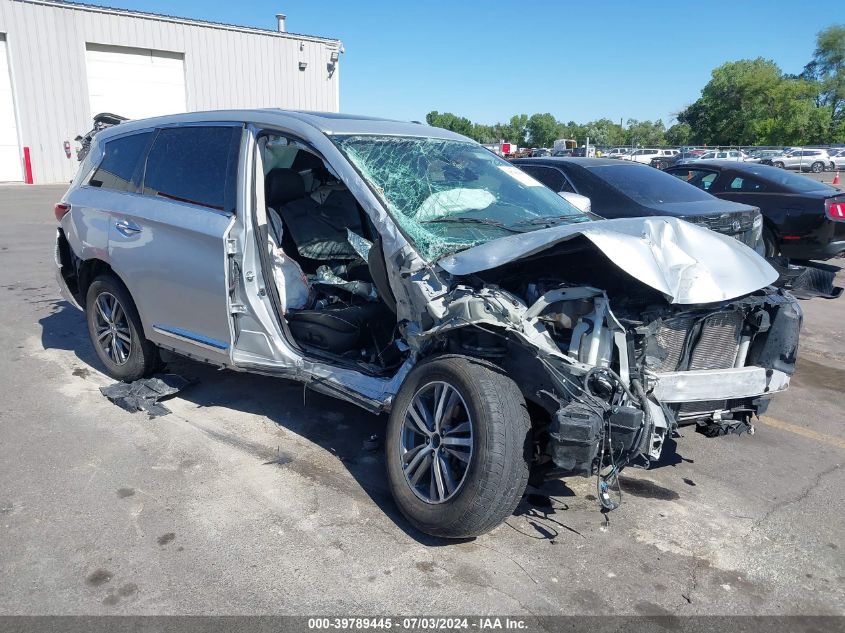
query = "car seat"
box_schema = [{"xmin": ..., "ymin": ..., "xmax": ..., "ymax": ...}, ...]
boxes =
[{"xmin": 264, "ymin": 168, "xmax": 394, "ymax": 355}]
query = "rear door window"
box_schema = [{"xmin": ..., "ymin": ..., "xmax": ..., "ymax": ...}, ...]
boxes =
[
  {"xmin": 88, "ymin": 131, "xmax": 153, "ymax": 192},
  {"xmin": 142, "ymin": 126, "xmax": 241, "ymax": 212},
  {"xmin": 729, "ymin": 176, "xmax": 768, "ymax": 192},
  {"xmin": 670, "ymin": 168, "xmax": 719, "ymax": 192},
  {"xmin": 518, "ymin": 165, "xmax": 575, "ymax": 193}
]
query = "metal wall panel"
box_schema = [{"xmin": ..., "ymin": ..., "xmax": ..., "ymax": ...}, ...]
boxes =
[{"xmin": 0, "ymin": 0, "xmax": 342, "ymax": 183}]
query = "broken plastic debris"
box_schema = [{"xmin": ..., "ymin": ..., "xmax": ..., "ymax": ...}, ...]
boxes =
[
  {"xmin": 769, "ymin": 257, "xmax": 843, "ymax": 300},
  {"xmin": 99, "ymin": 374, "xmax": 192, "ymax": 417}
]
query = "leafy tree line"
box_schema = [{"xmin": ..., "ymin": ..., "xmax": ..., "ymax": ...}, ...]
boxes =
[
  {"xmin": 426, "ymin": 25, "xmax": 845, "ymax": 147},
  {"xmin": 425, "ymin": 111, "xmax": 672, "ymax": 148}
]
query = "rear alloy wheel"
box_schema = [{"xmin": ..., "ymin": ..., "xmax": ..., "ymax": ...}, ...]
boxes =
[
  {"xmin": 85, "ymin": 274, "xmax": 158, "ymax": 381},
  {"xmin": 773, "ymin": 161, "xmax": 785, "ymax": 169},
  {"xmin": 386, "ymin": 355, "xmax": 531, "ymax": 538},
  {"xmin": 811, "ymin": 161, "xmax": 824, "ymax": 174},
  {"xmin": 93, "ymin": 292, "xmax": 132, "ymax": 366}
]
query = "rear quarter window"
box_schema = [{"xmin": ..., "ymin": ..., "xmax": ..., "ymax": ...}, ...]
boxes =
[
  {"xmin": 142, "ymin": 126, "xmax": 240, "ymax": 211},
  {"xmin": 88, "ymin": 132, "xmax": 153, "ymax": 192}
]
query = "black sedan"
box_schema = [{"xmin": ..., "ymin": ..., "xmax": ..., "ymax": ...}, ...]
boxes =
[
  {"xmin": 511, "ymin": 158, "xmax": 764, "ymax": 253},
  {"xmin": 649, "ymin": 152, "xmax": 700, "ymax": 170},
  {"xmin": 664, "ymin": 161, "xmax": 845, "ymax": 260}
]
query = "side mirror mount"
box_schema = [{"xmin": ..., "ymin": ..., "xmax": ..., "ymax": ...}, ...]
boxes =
[{"xmin": 558, "ymin": 191, "xmax": 591, "ymax": 214}]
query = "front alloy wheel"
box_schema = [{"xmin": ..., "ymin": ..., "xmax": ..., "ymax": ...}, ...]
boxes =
[
  {"xmin": 400, "ymin": 381, "xmax": 474, "ymax": 504},
  {"xmin": 92, "ymin": 291, "xmax": 132, "ymax": 365},
  {"xmin": 385, "ymin": 355, "xmax": 531, "ymax": 538}
]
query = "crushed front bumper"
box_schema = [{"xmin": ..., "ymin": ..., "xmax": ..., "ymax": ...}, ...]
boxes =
[{"xmin": 651, "ymin": 366, "xmax": 790, "ymax": 402}]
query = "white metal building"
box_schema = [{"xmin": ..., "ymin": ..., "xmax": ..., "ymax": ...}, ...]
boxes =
[{"xmin": 0, "ymin": 0, "xmax": 343, "ymax": 183}]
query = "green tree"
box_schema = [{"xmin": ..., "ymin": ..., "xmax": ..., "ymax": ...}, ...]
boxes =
[
  {"xmin": 424, "ymin": 111, "xmax": 474, "ymax": 137},
  {"xmin": 679, "ymin": 59, "xmax": 782, "ymax": 144},
  {"xmin": 803, "ymin": 25, "xmax": 845, "ymax": 140},
  {"xmin": 525, "ymin": 113, "xmax": 559, "ymax": 147},
  {"xmin": 666, "ymin": 122, "xmax": 692, "ymax": 146},
  {"xmin": 501, "ymin": 114, "xmax": 528, "ymax": 146},
  {"xmin": 470, "ymin": 123, "xmax": 496, "ymax": 144},
  {"xmin": 677, "ymin": 58, "xmax": 828, "ymax": 145},
  {"xmin": 624, "ymin": 119, "xmax": 667, "ymax": 146},
  {"xmin": 556, "ymin": 120, "xmax": 585, "ymax": 143},
  {"xmin": 581, "ymin": 118, "xmax": 625, "ymax": 146}
]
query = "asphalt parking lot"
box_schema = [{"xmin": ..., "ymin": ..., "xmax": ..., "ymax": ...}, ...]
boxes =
[{"xmin": 0, "ymin": 184, "xmax": 843, "ymax": 616}]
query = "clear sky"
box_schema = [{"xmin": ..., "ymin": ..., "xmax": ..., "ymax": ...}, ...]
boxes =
[{"xmin": 83, "ymin": 0, "xmax": 844, "ymax": 125}]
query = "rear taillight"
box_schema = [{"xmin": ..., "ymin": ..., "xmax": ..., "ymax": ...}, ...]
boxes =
[
  {"xmin": 827, "ymin": 201, "xmax": 845, "ymax": 221},
  {"xmin": 54, "ymin": 202, "xmax": 71, "ymax": 222}
]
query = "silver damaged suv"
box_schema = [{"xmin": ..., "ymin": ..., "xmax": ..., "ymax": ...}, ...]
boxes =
[{"xmin": 55, "ymin": 110, "xmax": 802, "ymax": 537}]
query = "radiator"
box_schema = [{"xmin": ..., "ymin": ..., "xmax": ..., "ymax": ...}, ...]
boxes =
[{"xmin": 650, "ymin": 310, "xmax": 744, "ymax": 418}]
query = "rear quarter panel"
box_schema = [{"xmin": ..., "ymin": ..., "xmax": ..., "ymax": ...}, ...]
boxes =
[{"xmin": 63, "ymin": 186, "xmax": 113, "ymax": 268}]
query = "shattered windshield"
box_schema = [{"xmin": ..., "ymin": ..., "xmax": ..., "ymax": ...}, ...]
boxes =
[{"xmin": 333, "ymin": 135, "xmax": 591, "ymax": 260}]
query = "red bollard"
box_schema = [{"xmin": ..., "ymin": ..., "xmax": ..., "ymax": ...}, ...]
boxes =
[{"xmin": 23, "ymin": 146, "xmax": 33, "ymax": 184}]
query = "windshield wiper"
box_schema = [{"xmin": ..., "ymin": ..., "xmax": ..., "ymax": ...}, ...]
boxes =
[
  {"xmin": 423, "ymin": 217, "xmax": 523, "ymax": 233},
  {"xmin": 511, "ymin": 214, "xmax": 584, "ymax": 228}
]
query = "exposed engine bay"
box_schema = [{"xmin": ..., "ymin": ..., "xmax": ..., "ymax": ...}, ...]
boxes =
[{"xmin": 407, "ymin": 237, "xmax": 801, "ymax": 509}]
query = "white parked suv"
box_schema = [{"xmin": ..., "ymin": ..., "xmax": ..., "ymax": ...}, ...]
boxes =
[
  {"xmin": 687, "ymin": 149, "xmax": 746, "ymax": 163},
  {"xmin": 771, "ymin": 149, "xmax": 831, "ymax": 173},
  {"xmin": 621, "ymin": 148, "xmax": 677, "ymax": 164}
]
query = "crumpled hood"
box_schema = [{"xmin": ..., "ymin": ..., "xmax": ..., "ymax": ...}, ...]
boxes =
[{"xmin": 438, "ymin": 216, "xmax": 778, "ymax": 305}]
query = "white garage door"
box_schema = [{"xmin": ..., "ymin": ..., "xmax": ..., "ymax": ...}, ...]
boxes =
[
  {"xmin": 0, "ymin": 36, "xmax": 22, "ymax": 182},
  {"xmin": 85, "ymin": 44, "xmax": 186, "ymax": 120}
]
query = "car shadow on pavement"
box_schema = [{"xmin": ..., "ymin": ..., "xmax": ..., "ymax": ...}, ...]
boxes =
[{"xmin": 39, "ymin": 299, "xmax": 104, "ymax": 371}]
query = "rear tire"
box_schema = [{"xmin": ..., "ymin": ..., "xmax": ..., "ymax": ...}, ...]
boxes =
[
  {"xmin": 85, "ymin": 273, "xmax": 158, "ymax": 381},
  {"xmin": 773, "ymin": 161, "xmax": 784, "ymax": 169},
  {"xmin": 385, "ymin": 355, "xmax": 531, "ymax": 538},
  {"xmin": 811, "ymin": 161, "xmax": 824, "ymax": 174}
]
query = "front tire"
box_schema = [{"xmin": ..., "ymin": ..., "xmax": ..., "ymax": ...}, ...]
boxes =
[
  {"xmin": 85, "ymin": 273, "xmax": 158, "ymax": 381},
  {"xmin": 385, "ymin": 355, "xmax": 531, "ymax": 538},
  {"xmin": 773, "ymin": 161, "xmax": 784, "ymax": 169}
]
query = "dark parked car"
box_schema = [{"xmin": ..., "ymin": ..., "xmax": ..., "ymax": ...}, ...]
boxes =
[
  {"xmin": 650, "ymin": 152, "xmax": 700, "ymax": 170},
  {"xmin": 512, "ymin": 158, "xmax": 764, "ymax": 252},
  {"xmin": 665, "ymin": 161, "xmax": 845, "ymax": 260}
]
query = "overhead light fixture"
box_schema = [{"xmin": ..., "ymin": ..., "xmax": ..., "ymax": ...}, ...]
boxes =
[{"xmin": 330, "ymin": 51, "xmax": 339, "ymax": 63}]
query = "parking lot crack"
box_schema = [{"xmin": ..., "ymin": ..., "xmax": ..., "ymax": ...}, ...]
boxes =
[
  {"xmin": 751, "ymin": 463, "xmax": 841, "ymax": 531},
  {"xmin": 676, "ymin": 556, "xmax": 701, "ymax": 608},
  {"xmin": 475, "ymin": 542, "xmax": 540, "ymax": 585}
]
